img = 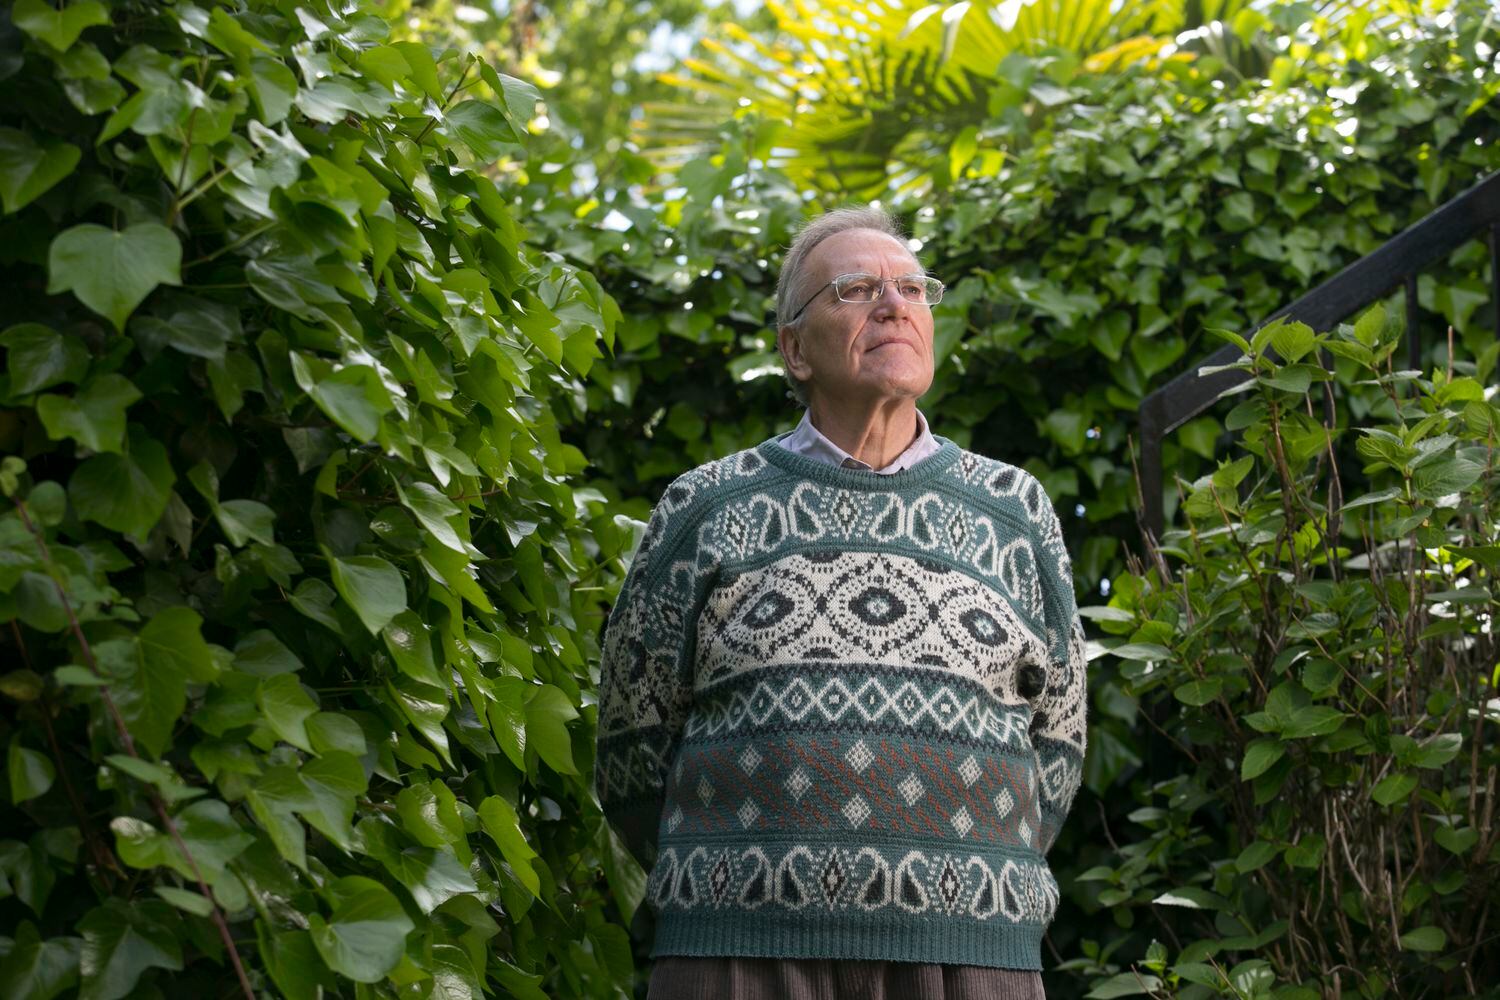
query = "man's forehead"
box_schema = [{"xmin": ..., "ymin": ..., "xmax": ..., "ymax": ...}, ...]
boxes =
[{"xmin": 810, "ymin": 230, "xmax": 919, "ymax": 275}]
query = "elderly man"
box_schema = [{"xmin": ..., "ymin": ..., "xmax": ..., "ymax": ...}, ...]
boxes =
[{"xmin": 594, "ymin": 206, "xmax": 1087, "ymax": 999}]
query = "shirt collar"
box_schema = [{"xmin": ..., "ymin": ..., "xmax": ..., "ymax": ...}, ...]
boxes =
[{"xmin": 778, "ymin": 408, "xmax": 941, "ymax": 475}]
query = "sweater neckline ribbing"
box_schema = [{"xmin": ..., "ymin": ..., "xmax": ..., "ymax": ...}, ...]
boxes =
[{"xmin": 755, "ymin": 432, "xmax": 963, "ymax": 491}]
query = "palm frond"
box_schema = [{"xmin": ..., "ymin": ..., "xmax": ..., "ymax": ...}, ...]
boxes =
[{"xmin": 635, "ymin": 0, "xmax": 1451, "ymax": 198}]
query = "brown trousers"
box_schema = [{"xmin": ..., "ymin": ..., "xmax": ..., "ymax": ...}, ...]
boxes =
[{"xmin": 648, "ymin": 958, "xmax": 1046, "ymax": 1000}]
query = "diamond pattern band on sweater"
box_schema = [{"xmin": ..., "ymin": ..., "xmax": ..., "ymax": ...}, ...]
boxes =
[
  {"xmin": 685, "ymin": 665, "xmax": 1036, "ymax": 747},
  {"xmin": 664, "ymin": 729, "xmax": 1043, "ymax": 850}
]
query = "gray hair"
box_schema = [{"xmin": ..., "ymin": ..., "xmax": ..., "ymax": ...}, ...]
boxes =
[{"xmin": 774, "ymin": 205, "xmax": 910, "ymax": 407}]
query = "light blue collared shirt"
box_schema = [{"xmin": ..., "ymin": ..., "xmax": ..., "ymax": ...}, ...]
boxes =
[{"xmin": 777, "ymin": 408, "xmax": 941, "ymax": 474}]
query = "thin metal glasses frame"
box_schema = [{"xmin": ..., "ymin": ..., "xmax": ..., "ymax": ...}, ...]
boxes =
[{"xmin": 788, "ymin": 272, "xmax": 945, "ymax": 324}]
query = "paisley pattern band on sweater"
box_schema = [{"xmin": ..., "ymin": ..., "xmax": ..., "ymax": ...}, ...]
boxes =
[{"xmin": 649, "ymin": 843, "xmax": 1060, "ymax": 925}]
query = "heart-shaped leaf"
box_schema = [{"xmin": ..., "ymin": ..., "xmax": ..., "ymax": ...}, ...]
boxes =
[
  {"xmin": 68, "ymin": 428, "xmax": 176, "ymax": 539},
  {"xmin": 308, "ymin": 878, "xmax": 413, "ymax": 983},
  {"xmin": 47, "ymin": 223, "xmax": 182, "ymax": 332},
  {"xmin": 11, "ymin": 0, "xmax": 110, "ymax": 52},
  {"xmin": 0, "ymin": 323, "xmax": 89, "ymax": 395},
  {"xmin": 0, "ymin": 128, "xmax": 82, "ymax": 214},
  {"xmin": 327, "ymin": 552, "xmax": 406, "ymax": 635},
  {"xmin": 37, "ymin": 374, "xmax": 141, "ymax": 453}
]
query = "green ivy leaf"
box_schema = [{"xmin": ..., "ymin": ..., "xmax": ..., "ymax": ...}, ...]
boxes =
[
  {"xmin": 112, "ymin": 800, "xmax": 252, "ymax": 881},
  {"xmin": 487, "ymin": 69, "xmax": 542, "ymax": 131},
  {"xmin": 328, "ymin": 552, "xmax": 406, "ymax": 635},
  {"xmin": 390, "ymin": 41, "xmax": 441, "ymax": 100},
  {"xmin": 0, "ymin": 921, "xmax": 81, "ymax": 1000},
  {"xmin": 8, "ymin": 738, "xmax": 56, "ymax": 804},
  {"xmin": 90, "ymin": 607, "xmax": 211, "ymax": 758},
  {"xmin": 36, "ymin": 374, "xmax": 141, "ymax": 454},
  {"xmin": 385, "ymin": 847, "xmax": 477, "ymax": 914},
  {"xmin": 488, "ymin": 677, "xmax": 527, "ymax": 770},
  {"xmin": 308, "ymin": 877, "xmax": 414, "ymax": 984},
  {"xmin": 425, "ymin": 944, "xmax": 482, "ymax": 1000},
  {"xmin": 299, "ymin": 752, "xmax": 366, "ymax": 850},
  {"xmin": 77, "ymin": 899, "xmax": 182, "ymax": 1000},
  {"xmin": 215, "ymin": 499, "xmax": 276, "ymax": 547},
  {"xmin": 152, "ymin": 886, "xmax": 213, "ymax": 917},
  {"xmin": 396, "ymin": 480, "xmax": 468, "ymax": 554},
  {"xmin": 443, "ymin": 100, "xmax": 520, "ymax": 161},
  {"xmin": 478, "ymin": 795, "xmax": 540, "ymax": 897},
  {"xmin": 307, "ymin": 712, "xmax": 367, "ymax": 756},
  {"xmin": 382, "ymin": 610, "xmax": 443, "ymax": 686},
  {"xmin": 130, "ymin": 293, "xmax": 242, "ymax": 360},
  {"xmin": 68, "ymin": 428, "xmax": 176, "ymax": 539},
  {"xmin": 258, "ymin": 674, "xmax": 318, "ymax": 752},
  {"xmin": 11, "ymin": 0, "xmax": 109, "ymax": 52},
  {"xmin": 259, "ymin": 929, "xmax": 333, "ymax": 1000},
  {"xmin": 395, "ymin": 782, "xmax": 459, "ymax": 849},
  {"xmin": 292, "ymin": 358, "xmax": 394, "ymax": 442},
  {"xmin": 47, "ymin": 223, "xmax": 182, "ymax": 332},
  {"xmin": 138, "ymin": 605, "xmax": 217, "ymax": 684},
  {"xmin": 0, "ymin": 128, "xmax": 82, "ymax": 215},
  {"xmin": 0, "ymin": 323, "xmax": 89, "ymax": 395},
  {"xmin": 248, "ymin": 57, "xmax": 298, "ymax": 123},
  {"xmin": 105, "ymin": 755, "xmax": 201, "ymax": 804},
  {"xmin": 245, "ymin": 764, "xmax": 309, "ymax": 870},
  {"xmin": 524, "ymin": 683, "xmax": 578, "ymax": 776}
]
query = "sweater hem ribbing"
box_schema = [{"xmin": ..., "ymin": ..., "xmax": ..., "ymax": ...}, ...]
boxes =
[{"xmin": 650, "ymin": 912, "xmax": 1045, "ymax": 971}]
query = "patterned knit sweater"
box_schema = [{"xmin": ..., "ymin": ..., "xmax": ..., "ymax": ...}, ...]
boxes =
[{"xmin": 594, "ymin": 434, "xmax": 1087, "ymax": 970}]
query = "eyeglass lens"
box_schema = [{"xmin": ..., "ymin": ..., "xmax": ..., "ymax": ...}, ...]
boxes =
[{"xmin": 834, "ymin": 274, "xmax": 941, "ymax": 305}]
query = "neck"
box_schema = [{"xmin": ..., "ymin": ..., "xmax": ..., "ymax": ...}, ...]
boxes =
[{"xmin": 805, "ymin": 397, "xmax": 921, "ymax": 469}]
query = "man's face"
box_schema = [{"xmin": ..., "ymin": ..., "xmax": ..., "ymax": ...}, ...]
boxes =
[{"xmin": 778, "ymin": 228, "xmax": 936, "ymax": 409}]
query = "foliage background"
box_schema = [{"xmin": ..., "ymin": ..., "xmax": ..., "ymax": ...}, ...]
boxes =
[{"xmin": 0, "ymin": 0, "xmax": 1497, "ymax": 997}]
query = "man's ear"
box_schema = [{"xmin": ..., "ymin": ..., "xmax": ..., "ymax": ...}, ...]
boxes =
[{"xmin": 777, "ymin": 324, "xmax": 814, "ymax": 382}]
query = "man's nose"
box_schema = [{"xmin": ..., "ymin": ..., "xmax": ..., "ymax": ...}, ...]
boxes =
[{"xmin": 870, "ymin": 280, "xmax": 910, "ymax": 318}]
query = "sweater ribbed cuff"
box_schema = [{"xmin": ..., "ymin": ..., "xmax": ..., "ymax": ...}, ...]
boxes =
[{"xmin": 651, "ymin": 908, "xmax": 1045, "ymax": 970}]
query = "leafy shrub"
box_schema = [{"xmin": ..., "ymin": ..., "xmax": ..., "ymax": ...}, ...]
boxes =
[
  {"xmin": 525, "ymin": 0, "xmax": 1500, "ymax": 596},
  {"xmin": 0, "ymin": 0, "xmax": 636, "ymax": 997},
  {"xmin": 913, "ymin": 0, "xmax": 1500, "ymax": 543},
  {"xmin": 1080, "ymin": 306, "xmax": 1499, "ymax": 998}
]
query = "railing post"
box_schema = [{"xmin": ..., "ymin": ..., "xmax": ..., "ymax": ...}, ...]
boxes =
[
  {"xmin": 1490, "ymin": 224, "xmax": 1500, "ymax": 342},
  {"xmin": 1139, "ymin": 406, "xmax": 1163, "ymax": 544},
  {"xmin": 1406, "ymin": 274, "xmax": 1421, "ymax": 375}
]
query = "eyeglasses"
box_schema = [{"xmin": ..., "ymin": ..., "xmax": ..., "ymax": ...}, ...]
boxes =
[{"xmin": 788, "ymin": 272, "xmax": 945, "ymax": 323}]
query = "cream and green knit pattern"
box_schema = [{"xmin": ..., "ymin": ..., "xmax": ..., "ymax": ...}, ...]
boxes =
[{"xmin": 594, "ymin": 435, "xmax": 1087, "ymax": 970}]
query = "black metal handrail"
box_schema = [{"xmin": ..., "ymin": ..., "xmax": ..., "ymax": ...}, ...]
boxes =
[{"xmin": 1137, "ymin": 169, "xmax": 1500, "ymax": 541}]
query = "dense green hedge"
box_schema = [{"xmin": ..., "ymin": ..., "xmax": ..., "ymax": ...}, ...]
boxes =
[
  {"xmin": 3, "ymin": 0, "xmax": 1498, "ymax": 997},
  {"xmin": 1084, "ymin": 309, "xmax": 1498, "ymax": 998},
  {"xmin": 0, "ymin": 0, "xmax": 637, "ymax": 996}
]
